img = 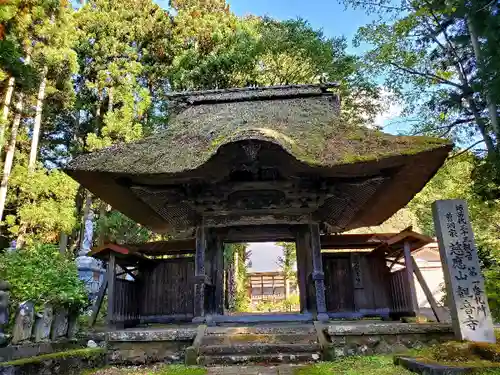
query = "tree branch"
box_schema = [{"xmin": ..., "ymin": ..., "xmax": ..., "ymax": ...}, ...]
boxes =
[
  {"xmin": 448, "ymin": 140, "xmax": 483, "ymax": 160},
  {"xmin": 388, "ymin": 62, "xmax": 464, "ymax": 89}
]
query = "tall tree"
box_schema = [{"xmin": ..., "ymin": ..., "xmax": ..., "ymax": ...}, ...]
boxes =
[
  {"xmin": 342, "ymin": 0, "xmax": 500, "ymax": 197},
  {"xmin": 276, "ymin": 242, "xmax": 297, "ymax": 299}
]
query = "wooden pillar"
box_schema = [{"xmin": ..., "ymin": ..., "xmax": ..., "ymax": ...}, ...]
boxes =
[
  {"xmin": 193, "ymin": 226, "xmax": 206, "ymax": 322},
  {"xmin": 214, "ymin": 234, "xmax": 224, "ymax": 315},
  {"xmin": 295, "ymin": 229, "xmax": 309, "ymax": 314},
  {"xmin": 403, "ymin": 241, "xmax": 419, "ymax": 316},
  {"xmin": 106, "ymin": 252, "xmax": 116, "ymax": 329},
  {"xmin": 310, "ymin": 223, "xmax": 328, "ymax": 322}
]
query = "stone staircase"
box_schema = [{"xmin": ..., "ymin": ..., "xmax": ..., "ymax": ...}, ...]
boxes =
[{"xmin": 194, "ymin": 324, "xmax": 322, "ymax": 365}]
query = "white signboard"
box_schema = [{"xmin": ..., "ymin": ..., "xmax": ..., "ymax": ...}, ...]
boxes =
[{"xmin": 433, "ymin": 199, "xmax": 495, "ymax": 343}]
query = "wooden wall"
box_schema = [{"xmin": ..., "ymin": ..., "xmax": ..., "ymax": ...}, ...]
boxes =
[
  {"xmin": 112, "ymin": 279, "xmax": 140, "ymax": 326},
  {"xmin": 139, "ymin": 258, "xmax": 195, "ymax": 318},
  {"xmin": 323, "ymin": 252, "xmax": 391, "ymax": 315},
  {"xmin": 323, "ymin": 255, "xmax": 354, "ymax": 312}
]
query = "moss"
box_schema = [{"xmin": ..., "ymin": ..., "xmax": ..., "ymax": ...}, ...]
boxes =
[
  {"xmin": 84, "ymin": 365, "xmax": 206, "ymax": 375},
  {"xmin": 405, "ymin": 341, "xmax": 500, "ymax": 372},
  {"xmin": 0, "ymin": 347, "xmax": 105, "ymax": 366},
  {"xmin": 295, "ymin": 356, "xmax": 414, "ymax": 375},
  {"xmin": 68, "ymin": 95, "xmax": 452, "ymax": 175}
]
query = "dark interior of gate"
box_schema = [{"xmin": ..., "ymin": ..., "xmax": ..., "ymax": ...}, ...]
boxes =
[
  {"xmin": 90, "ymin": 229, "xmax": 434, "ymax": 328},
  {"xmin": 65, "ymin": 83, "xmax": 452, "ymax": 327}
]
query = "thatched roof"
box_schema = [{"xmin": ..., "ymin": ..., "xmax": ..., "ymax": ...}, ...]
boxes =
[{"xmin": 65, "ymin": 84, "xmax": 452, "ymax": 234}]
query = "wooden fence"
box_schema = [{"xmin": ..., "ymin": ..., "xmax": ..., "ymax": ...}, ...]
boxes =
[{"xmin": 389, "ymin": 268, "xmax": 416, "ymax": 316}]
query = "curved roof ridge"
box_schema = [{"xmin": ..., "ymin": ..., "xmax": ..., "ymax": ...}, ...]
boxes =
[{"xmin": 166, "ymin": 82, "xmax": 340, "ymax": 105}]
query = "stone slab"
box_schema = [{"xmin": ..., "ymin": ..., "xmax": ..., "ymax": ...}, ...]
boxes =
[
  {"xmin": 326, "ymin": 322, "xmax": 453, "ymax": 336},
  {"xmin": 107, "ymin": 327, "xmax": 197, "ymax": 342},
  {"xmin": 433, "ymin": 199, "xmax": 495, "ymax": 343},
  {"xmin": 394, "ymin": 356, "xmax": 496, "ymax": 374}
]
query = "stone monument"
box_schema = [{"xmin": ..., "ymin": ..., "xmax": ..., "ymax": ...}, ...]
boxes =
[
  {"xmin": 51, "ymin": 308, "xmax": 69, "ymax": 340},
  {"xmin": 33, "ymin": 304, "xmax": 53, "ymax": 342},
  {"xmin": 12, "ymin": 301, "xmax": 35, "ymax": 344},
  {"xmin": 0, "ymin": 281, "xmax": 10, "ymax": 346},
  {"xmin": 76, "ymin": 210, "xmax": 104, "ymax": 301},
  {"xmin": 433, "ymin": 199, "xmax": 495, "ymax": 343}
]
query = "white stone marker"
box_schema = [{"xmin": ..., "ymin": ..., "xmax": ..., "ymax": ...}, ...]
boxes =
[{"xmin": 433, "ymin": 199, "xmax": 495, "ymax": 343}]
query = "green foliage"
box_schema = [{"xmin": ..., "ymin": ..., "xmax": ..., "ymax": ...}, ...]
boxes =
[
  {"xmin": 407, "ymin": 153, "xmax": 500, "ymax": 263},
  {"xmin": 94, "ymin": 210, "xmax": 156, "ymax": 245},
  {"xmin": 0, "ymin": 243, "xmax": 88, "ymax": 309},
  {"xmin": 224, "ymin": 243, "xmax": 251, "ymax": 312},
  {"xmin": 296, "ymin": 356, "xmax": 413, "ymax": 375},
  {"xmin": 276, "ymin": 242, "xmax": 297, "ymax": 282},
  {"xmin": 484, "ymin": 267, "xmax": 500, "ymax": 323},
  {"xmin": 254, "ymin": 295, "xmax": 300, "ymax": 313},
  {"xmin": 343, "ymin": 0, "xmax": 500, "ymax": 200},
  {"xmin": 5, "ymin": 163, "xmax": 78, "ymax": 244}
]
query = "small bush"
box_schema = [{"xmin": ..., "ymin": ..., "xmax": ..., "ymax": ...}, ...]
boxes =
[{"xmin": 0, "ymin": 243, "xmax": 88, "ymax": 311}]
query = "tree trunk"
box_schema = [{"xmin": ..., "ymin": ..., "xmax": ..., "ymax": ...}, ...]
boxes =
[
  {"xmin": 0, "ymin": 90, "xmax": 25, "ymax": 223},
  {"xmin": 0, "ymin": 76, "xmax": 15, "ymax": 155},
  {"xmin": 108, "ymin": 86, "xmax": 113, "ymax": 112},
  {"xmin": 28, "ymin": 65, "xmax": 48, "ymax": 172},
  {"xmin": 467, "ymin": 17, "xmax": 500, "ymax": 143},
  {"xmin": 59, "ymin": 232, "xmax": 68, "ymax": 254}
]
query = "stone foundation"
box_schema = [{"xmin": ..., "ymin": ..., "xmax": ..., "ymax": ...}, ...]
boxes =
[
  {"xmin": 107, "ymin": 341, "xmax": 191, "ymax": 364},
  {"xmin": 323, "ymin": 322, "xmax": 454, "ymax": 359},
  {"xmin": 106, "ymin": 327, "xmax": 197, "ymax": 364}
]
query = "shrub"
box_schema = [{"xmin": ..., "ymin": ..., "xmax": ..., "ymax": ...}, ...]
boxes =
[{"xmin": 0, "ymin": 243, "xmax": 88, "ymax": 311}]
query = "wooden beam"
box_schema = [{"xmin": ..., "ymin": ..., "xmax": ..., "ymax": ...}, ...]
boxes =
[
  {"xmin": 107, "ymin": 253, "xmax": 116, "ymax": 328},
  {"xmin": 89, "ymin": 279, "xmax": 107, "ymax": 327},
  {"xmin": 403, "ymin": 241, "xmax": 419, "ymax": 316},
  {"xmin": 214, "ymin": 235, "xmax": 224, "ymax": 315},
  {"xmin": 295, "ymin": 230, "xmax": 308, "ymax": 314},
  {"xmin": 116, "ymin": 266, "xmax": 137, "ymax": 280},
  {"xmin": 410, "ymin": 257, "xmax": 445, "ymax": 322},
  {"xmin": 193, "ymin": 226, "xmax": 206, "ymax": 321},
  {"xmin": 389, "ymin": 250, "xmax": 404, "ymax": 270},
  {"xmin": 310, "ymin": 223, "xmax": 328, "ymax": 322}
]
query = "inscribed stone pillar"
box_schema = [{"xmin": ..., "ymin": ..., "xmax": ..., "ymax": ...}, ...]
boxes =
[
  {"xmin": 433, "ymin": 199, "xmax": 495, "ymax": 343},
  {"xmin": 309, "ymin": 223, "xmax": 328, "ymax": 322},
  {"xmin": 193, "ymin": 226, "xmax": 206, "ymax": 322}
]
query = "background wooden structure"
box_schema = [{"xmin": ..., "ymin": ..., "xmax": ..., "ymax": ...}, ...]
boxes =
[{"xmin": 92, "ymin": 228, "xmax": 441, "ymax": 327}]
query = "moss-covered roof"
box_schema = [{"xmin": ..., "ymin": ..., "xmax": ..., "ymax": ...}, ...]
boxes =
[
  {"xmin": 68, "ymin": 84, "xmax": 448, "ymax": 175},
  {"xmin": 65, "ymin": 84, "xmax": 452, "ymax": 234}
]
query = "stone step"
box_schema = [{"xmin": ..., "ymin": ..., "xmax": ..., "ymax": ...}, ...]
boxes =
[
  {"xmin": 197, "ymin": 352, "xmax": 322, "ymax": 366},
  {"xmin": 201, "ymin": 333, "xmax": 318, "ymax": 346},
  {"xmin": 206, "ymin": 324, "xmax": 316, "ymax": 336},
  {"xmin": 199, "ymin": 342, "xmax": 322, "ymax": 356}
]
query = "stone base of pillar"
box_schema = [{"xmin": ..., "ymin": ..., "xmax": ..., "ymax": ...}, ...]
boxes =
[
  {"xmin": 192, "ymin": 316, "xmax": 206, "ymax": 324},
  {"xmin": 316, "ymin": 312, "xmax": 329, "ymax": 322}
]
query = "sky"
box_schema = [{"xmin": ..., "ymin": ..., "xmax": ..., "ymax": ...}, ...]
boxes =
[{"xmin": 227, "ymin": 0, "xmax": 374, "ymax": 54}]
